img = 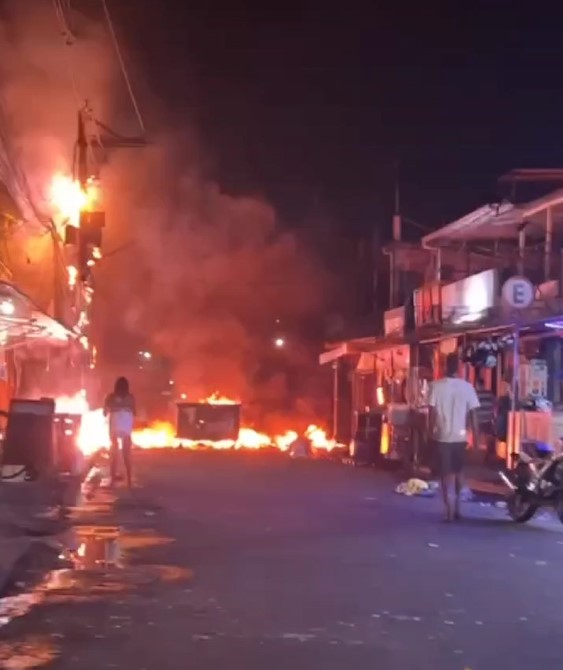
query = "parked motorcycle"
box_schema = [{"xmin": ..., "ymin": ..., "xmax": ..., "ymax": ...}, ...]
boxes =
[{"xmin": 500, "ymin": 441, "xmax": 563, "ymax": 523}]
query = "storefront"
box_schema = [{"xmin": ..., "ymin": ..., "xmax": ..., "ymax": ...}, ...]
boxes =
[{"xmin": 0, "ymin": 280, "xmax": 76, "ymax": 415}]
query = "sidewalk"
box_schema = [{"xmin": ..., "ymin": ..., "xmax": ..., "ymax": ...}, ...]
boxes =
[
  {"xmin": 0, "ymin": 476, "xmax": 80, "ymax": 596},
  {"xmin": 0, "ymin": 537, "xmax": 34, "ymax": 594}
]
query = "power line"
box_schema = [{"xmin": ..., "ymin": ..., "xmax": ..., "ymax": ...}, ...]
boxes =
[
  {"xmin": 101, "ymin": 0, "xmax": 146, "ymax": 136},
  {"xmin": 51, "ymin": 0, "xmax": 83, "ymax": 110}
]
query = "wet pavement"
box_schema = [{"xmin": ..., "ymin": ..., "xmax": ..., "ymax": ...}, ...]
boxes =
[{"xmin": 2, "ymin": 450, "xmax": 563, "ymax": 668}]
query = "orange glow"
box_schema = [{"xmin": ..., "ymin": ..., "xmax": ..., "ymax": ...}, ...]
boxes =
[
  {"xmin": 380, "ymin": 422, "xmax": 390, "ymax": 455},
  {"xmin": 305, "ymin": 425, "xmax": 337, "ymax": 452},
  {"xmin": 200, "ymin": 392, "xmax": 240, "ymax": 405},
  {"xmin": 67, "ymin": 265, "xmax": 78, "ymax": 288},
  {"xmin": 55, "ymin": 391, "xmax": 336, "ymax": 456},
  {"xmin": 376, "ymin": 386, "xmax": 385, "ymax": 406},
  {"xmin": 49, "ymin": 173, "xmax": 99, "ymax": 228},
  {"xmin": 275, "ymin": 430, "xmax": 299, "ymax": 452}
]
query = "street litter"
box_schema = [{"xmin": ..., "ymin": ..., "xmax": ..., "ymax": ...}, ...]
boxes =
[
  {"xmin": 395, "ymin": 479, "xmax": 475, "ymax": 500},
  {"xmin": 395, "ymin": 478, "xmax": 438, "ymax": 497}
]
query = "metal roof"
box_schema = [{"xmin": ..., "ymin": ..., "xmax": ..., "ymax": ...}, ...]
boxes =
[
  {"xmin": 0, "ymin": 281, "xmax": 75, "ymax": 347},
  {"xmin": 422, "ymin": 189, "xmax": 563, "ymax": 247}
]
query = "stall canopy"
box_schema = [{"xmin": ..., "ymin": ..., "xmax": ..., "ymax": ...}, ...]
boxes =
[
  {"xmin": 319, "ymin": 337, "xmax": 377, "ymax": 365},
  {"xmin": 0, "ymin": 281, "xmax": 74, "ymax": 348},
  {"xmin": 422, "ymin": 190, "xmax": 563, "ymax": 246},
  {"xmin": 319, "ymin": 334, "xmax": 409, "ymax": 365}
]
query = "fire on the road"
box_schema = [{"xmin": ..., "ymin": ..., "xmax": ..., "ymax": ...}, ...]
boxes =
[
  {"xmin": 55, "ymin": 391, "xmax": 336, "ymax": 456},
  {"xmin": 47, "ymin": 172, "xmax": 335, "ymax": 456}
]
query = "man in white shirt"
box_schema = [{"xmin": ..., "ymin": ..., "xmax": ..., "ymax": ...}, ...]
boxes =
[{"xmin": 428, "ymin": 352, "xmax": 480, "ymax": 521}]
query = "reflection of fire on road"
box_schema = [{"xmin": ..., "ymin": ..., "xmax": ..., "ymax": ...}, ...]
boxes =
[{"xmin": 54, "ymin": 391, "xmax": 336, "ymax": 456}]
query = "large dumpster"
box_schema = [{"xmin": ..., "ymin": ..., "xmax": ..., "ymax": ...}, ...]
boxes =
[{"xmin": 176, "ymin": 402, "xmax": 241, "ymax": 444}]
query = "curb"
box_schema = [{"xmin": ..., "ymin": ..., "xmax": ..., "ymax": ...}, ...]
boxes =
[{"xmin": 0, "ymin": 534, "xmax": 67, "ymax": 599}]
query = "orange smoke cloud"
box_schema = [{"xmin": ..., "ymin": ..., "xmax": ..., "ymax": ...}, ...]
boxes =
[{"xmin": 0, "ymin": 2, "xmax": 334, "ymax": 432}]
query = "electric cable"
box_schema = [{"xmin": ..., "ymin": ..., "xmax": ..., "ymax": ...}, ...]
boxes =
[{"xmin": 101, "ymin": 0, "xmax": 146, "ymax": 136}]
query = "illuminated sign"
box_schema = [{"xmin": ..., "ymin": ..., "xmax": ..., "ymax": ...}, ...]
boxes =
[
  {"xmin": 384, "ymin": 306, "xmax": 405, "ymax": 335},
  {"xmin": 441, "ymin": 269, "xmax": 498, "ymax": 324},
  {"xmin": 501, "ymin": 276, "xmax": 534, "ymax": 309}
]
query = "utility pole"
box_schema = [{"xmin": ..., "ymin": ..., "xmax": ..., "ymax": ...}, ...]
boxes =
[
  {"xmin": 389, "ymin": 159, "xmax": 402, "ymax": 308},
  {"xmin": 64, "ymin": 100, "xmax": 147, "ymax": 390}
]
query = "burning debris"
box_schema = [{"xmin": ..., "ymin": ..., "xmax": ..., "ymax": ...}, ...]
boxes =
[{"xmin": 55, "ymin": 391, "xmax": 337, "ymax": 456}]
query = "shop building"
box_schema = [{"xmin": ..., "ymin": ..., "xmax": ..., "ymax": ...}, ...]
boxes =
[{"xmin": 321, "ymin": 186, "xmax": 563, "ymax": 467}]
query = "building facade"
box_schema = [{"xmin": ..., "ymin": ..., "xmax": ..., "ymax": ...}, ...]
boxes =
[{"xmin": 321, "ymin": 186, "xmax": 563, "ymax": 464}]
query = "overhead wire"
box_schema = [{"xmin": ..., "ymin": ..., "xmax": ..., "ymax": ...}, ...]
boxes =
[
  {"xmin": 52, "ymin": 0, "xmax": 82, "ymax": 109},
  {"xmin": 101, "ymin": 0, "xmax": 146, "ymax": 136}
]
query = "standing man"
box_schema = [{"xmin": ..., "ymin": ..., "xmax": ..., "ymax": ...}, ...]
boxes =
[{"xmin": 428, "ymin": 352, "xmax": 480, "ymax": 521}]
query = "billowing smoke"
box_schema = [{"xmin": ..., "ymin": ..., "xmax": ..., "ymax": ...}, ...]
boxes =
[
  {"xmin": 96, "ymin": 125, "xmax": 333, "ymax": 428},
  {"xmin": 0, "ymin": 0, "xmax": 114, "ymax": 308},
  {"xmin": 0, "ymin": 1, "xmax": 334, "ymax": 430}
]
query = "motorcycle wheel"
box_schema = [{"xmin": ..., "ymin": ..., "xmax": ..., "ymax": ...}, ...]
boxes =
[{"xmin": 507, "ymin": 492, "xmax": 538, "ymax": 523}]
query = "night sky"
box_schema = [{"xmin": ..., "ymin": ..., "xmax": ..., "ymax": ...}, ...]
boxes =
[{"xmin": 119, "ymin": 1, "xmax": 563, "ymax": 239}]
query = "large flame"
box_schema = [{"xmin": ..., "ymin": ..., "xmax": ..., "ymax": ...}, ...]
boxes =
[
  {"xmin": 49, "ymin": 173, "xmax": 100, "ymax": 228},
  {"xmin": 54, "ymin": 392, "xmax": 336, "ymax": 456},
  {"xmin": 201, "ymin": 392, "xmax": 240, "ymax": 405}
]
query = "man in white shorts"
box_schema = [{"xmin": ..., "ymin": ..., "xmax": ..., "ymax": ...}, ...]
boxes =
[{"xmin": 428, "ymin": 352, "xmax": 480, "ymax": 521}]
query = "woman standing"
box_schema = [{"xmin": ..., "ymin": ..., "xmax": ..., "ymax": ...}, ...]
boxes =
[{"xmin": 103, "ymin": 377, "xmax": 136, "ymax": 488}]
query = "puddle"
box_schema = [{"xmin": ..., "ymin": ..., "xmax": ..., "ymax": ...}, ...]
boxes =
[
  {"xmin": 59, "ymin": 526, "xmax": 175, "ymax": 568},
  {"xmin": 0, "ymin": 592, "xmax": 43, "ymax": 628},
  {"xmin": 1, "ymin": 523, "xmax": 191, "ymax": 629},
  {"xmin": 72, "ymin": 526, "xmax": 122, "ymax": 570}
]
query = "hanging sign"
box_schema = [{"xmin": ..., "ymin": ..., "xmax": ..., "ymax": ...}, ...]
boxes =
[
  {"xmin": 384, "ymin": 306, "xmax": 405, "ymax": 336},
  {"xmin": 441, "ymin": 269, "xmax": 497, "ymax": 324},
  {"xmin": 501, "ymin": 276, "xmax": 534, "ymax": 309}
]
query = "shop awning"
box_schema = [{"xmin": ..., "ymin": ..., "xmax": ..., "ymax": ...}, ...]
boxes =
[
  {"xmin": 422, "ymin": 189, "xmax": 563, "ymax": 247},
  {"xmin": 319, "ymin": 337, "xmax": 377, "ymax": 365},
  {"xmin": 319, "ymin": 334, "xmax": 412, "ymax": 365},
  {"xmin": 0, "ymin": 281, "xmax": 75, "ymax": 348}
]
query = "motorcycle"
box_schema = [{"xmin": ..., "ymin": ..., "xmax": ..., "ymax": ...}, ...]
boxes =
[{"xmin": 500, "ymin": 441, "xmax": 563, "ymax": 524}]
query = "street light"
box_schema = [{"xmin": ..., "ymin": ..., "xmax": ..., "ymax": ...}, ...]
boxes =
[
  {"xmin": 0, "ymin": 300, "xmax": 15, "ymax": 316},
  {"xmin": 274, "ymin": 337, "xmax": 285, "ymax": 348}
]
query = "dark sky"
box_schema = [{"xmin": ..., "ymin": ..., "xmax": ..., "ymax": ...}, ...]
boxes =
[{"xmin": 118, "ymin": 1, "xmax": 563, "ymax": 239}]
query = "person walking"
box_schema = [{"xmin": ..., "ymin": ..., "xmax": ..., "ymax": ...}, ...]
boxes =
[
  {"xmin": 103, "ymin": 376, "xmax": 136, "ymax": 488},
  {"xmin": 428, "ymin": 353, "xmax": 480, "ymax": 521}
]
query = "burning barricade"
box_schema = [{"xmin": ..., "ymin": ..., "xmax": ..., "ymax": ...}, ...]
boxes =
[{"xmin": 54, "ymin": 391, "xmax": 338, "ymax": 457}]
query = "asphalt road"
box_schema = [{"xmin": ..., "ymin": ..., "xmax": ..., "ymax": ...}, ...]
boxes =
[{"xmin": 3, "ymin": 451, "xmax": 563, "ymax": 669}]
